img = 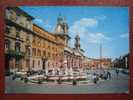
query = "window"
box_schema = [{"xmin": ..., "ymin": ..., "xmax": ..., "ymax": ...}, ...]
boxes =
[
  {"xmin": 48, "ymin": 52, "xmax": 50, "ymax": 58},
  {"xmin": 25, "ymin": 20, "xmax": 29, "ymax": 29},
  {"xmin": 15, "ymin": 42, "xmax": 21, "ymax": 52},
  {"xmin": 10, "ymin": 26, "xmax": 16, "ymax": 34},
  {"xmin": 26, "ymin": 35, "xmax": 30, "ymax": 44},
  {"xmin": 38, "ymin": 60, "xmax": 40, "ymax": 66},
  {"xmin": 32, "ymin": 38, "xmax": 35, "ymax": 44},
  {"xmin": 26, "ymin": 20, "xmax": 32, "ymax": 30},
  {"xmin": 10, "ymin": 10, "xmax": 17, "ymax": 21},
  {"xmin": 32, "ymin": 48, "xmax": 36, "ymax": 56},
  {"xmin": 15, "ymin": 59, "xmax": 19, "ymax": 71},
  {"xmin": 48, "ymin": 45, "xmax": 50, "ymax": 49},
  {"xmin": 38, "ymin": 41, "xmax": 41, "ymax": 46},
  {"xmin": 16, "ymin": 14, "xmax": 20, "ymax": 24},
  {"xmin": 43, "ymin": 41, "xmax": 45, "ymax": 48},
  {"xmin": 53, "ymin": 53, "xmax": 55, "ymax": 59},
  {"xmin": 43, "ymin": 50, "xmax": 46, "ymax": 56},
  {"xmin": 6, "ymin": 9, "xmax": 10, "ymax": 19},
  {"xmin": 32, "ymin": 60, "xmax": 35, "ymax": 68},
  {"xmin": 5, "ymin": 39, "xmax": 10, "ymax": 51},
  {"xmin": 26, "ymin": 59, "xmax": 30, "ymax": 69},
  {"xmin": 38, "ymin": 49, "xmax": 41, "ymax": 56},
  {"xmin": 19, "ymin": 15, "xmax": 26, "ymax": 26},
  {"xmin": 26, "ymin": 46, "xmax": 30, "ymax": 56},
  {"xmin": 16, "ymin": 29, "xmax": 20, "ymax": 38},
  {"xmin": 5, "ymin": 26, "xmax": 10, "ymax": 34}
]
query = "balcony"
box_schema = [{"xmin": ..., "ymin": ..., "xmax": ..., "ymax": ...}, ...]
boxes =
[{"xmin": 5, "ymin": 49, "xmax": 25, "ymax": 58}]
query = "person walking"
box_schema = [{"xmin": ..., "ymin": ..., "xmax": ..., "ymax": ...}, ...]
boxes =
[
  {"xmin": 116, "ymin": 69, "xmax": 119, "ymax": 77},
  {"xmin": 92, "ymin": 73, "xmax": 99, "ymax": 84},
  {"xmin": 107, "ymin": 71, "xmax": 111, "ymax": 79}
]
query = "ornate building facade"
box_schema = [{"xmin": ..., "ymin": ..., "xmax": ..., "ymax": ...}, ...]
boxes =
[
  {"xmin": 5, "ymin": 7, "xmax": 86, "ymax": 75},
  {"xmin": 112, "ymin": 53, "xmax": 129, "ymax": 69},
  {"xmin": 54, "ymin": 15, "xmax": 85, "ymax": 75},
  {"xmin": 32, "ymin": 23, "xmax": 66, "ymax": 74},
  {"xmin": 83, "ymin": 57, "xmax": 112, "ymax": 70},
  {"xmin": 63, "ymin": 36, "xmax": 85, "ymax": 75},
  {"xmin": 5, "ymin": 7, "xmax": 34, "ymax": 74}
]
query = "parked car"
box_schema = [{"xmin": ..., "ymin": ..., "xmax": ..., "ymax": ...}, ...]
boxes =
[{"xmin": 121, "ymin": 69, "xmax": 129, "ymax": 74}]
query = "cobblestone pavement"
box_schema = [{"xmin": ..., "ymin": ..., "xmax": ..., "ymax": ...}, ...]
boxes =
[{"xmin": 5, "ymin": 70, "xmax": 129, "ymax": 94}]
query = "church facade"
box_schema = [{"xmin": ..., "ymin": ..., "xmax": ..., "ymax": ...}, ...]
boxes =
[{"xmin": 54, "ymin": 15, "xmax": 85, "ymax": 75}]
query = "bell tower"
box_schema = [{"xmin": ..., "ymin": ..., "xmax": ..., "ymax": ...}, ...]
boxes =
[
  {"xmin": 55, "ymin": 14, "xmax": 68, "ymax": 34},
  {"xmin": 55, "ymin": 15, "xmax": 64, "ymax": 33},
  {"xmin": 63, "ymin": 18, "xmax": 69, "ymax": 34},
  {"xmin": 75, "ymin": 34, "xmax": 81, "ymax": 50},
  {"xmin": 55, "ymin": 14, "xmax": 70, "ymax": 46}
]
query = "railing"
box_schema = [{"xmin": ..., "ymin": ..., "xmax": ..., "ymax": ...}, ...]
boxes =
[{"xmin": 5, "ymin": 49, "xmax": 25, "ymax": 57}]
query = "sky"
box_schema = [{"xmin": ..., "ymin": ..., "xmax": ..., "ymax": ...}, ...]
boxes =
[{"xmin": 20, "ymin": 6, "xmax": 129, "ymax": 59}]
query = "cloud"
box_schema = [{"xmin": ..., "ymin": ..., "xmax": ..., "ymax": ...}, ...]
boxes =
[
  {"xmin": 78, "ymin": 18, "xmax": 98, "ymax": 27},
  {"xmin": 69, "ymin": 17, "xmax": 111, "ymax": 44},
  {"xmin": 70, "ymin": 18, "xmax": 98, "ymax": 30},
  {"xmin": 120, "ymin": 33, "xmax": 129, "ymax": 38},
  {"xmin": 95, "ymin": 15, "xmax": 107, "ymax": 21},
  {"xmin": 69, "ymin": 18, "xmax": 98, "ymax": 38},
  {"xmin": 87, "ymin": 33, "xmax": 112, "ymax": 43}
]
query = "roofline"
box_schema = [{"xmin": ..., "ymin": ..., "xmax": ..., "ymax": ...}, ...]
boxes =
[
  {"xmin": 7, "ymin": 6, "xmax": 34, "ymax": 20},
  {"xmin": 33, "ymin": 23, "xmax": 55, "ymax": 36}
]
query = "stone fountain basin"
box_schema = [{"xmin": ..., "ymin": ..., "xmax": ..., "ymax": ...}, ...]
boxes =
[{"xmin": 47, "ymin": 75, "xmax": 87, "ymax": 81}]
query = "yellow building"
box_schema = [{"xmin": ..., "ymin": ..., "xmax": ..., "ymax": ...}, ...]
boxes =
[
  {"xmin": 5, "ymin": 7, "xmax": 66, "ymax": 74},
  {"xmin": 32, "ymin": 24, "xmax": 66, "ymax": 72}
]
